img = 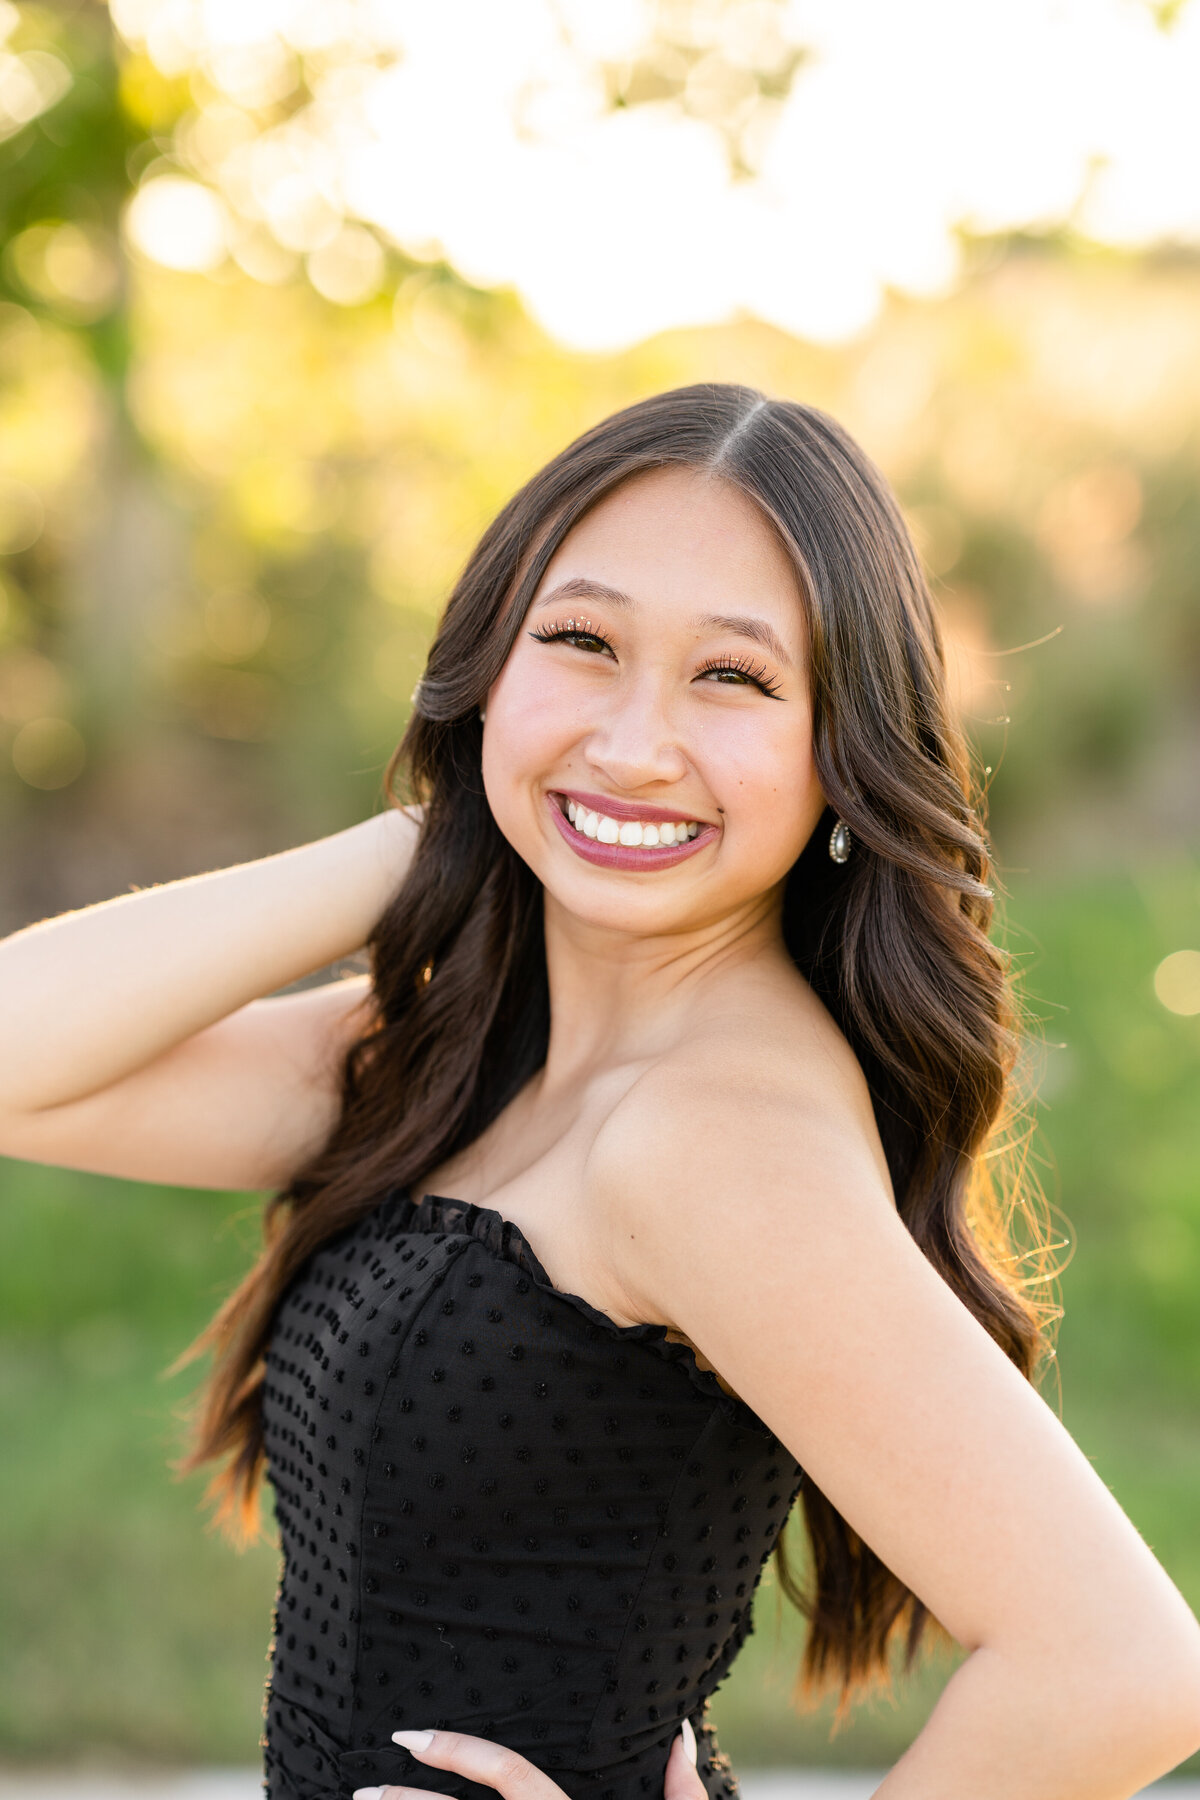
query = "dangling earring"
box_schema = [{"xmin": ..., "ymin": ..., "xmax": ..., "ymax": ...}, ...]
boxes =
[{"xmin": 828, "ymin": 818, "xmax": 852, "ymax": 863}]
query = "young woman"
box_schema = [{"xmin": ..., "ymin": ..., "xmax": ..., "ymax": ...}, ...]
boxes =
[{"xmin": 2, "ymin": 385, "xmax": 1199, "ymax": 1800}]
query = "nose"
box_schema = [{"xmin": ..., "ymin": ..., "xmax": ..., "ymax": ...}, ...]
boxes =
[{"xmin": 581, "ymin": 670, "xmax": 689, "ymax": 792}]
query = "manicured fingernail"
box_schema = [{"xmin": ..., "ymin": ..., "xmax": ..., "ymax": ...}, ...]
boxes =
[
  {"xmin": 681, "ymin": 1717, "xmax": 697, "ymax": 1764},
  {"xmin": 393, "ymin": 1729, "xmax": 435, "ymax": 1752},
  {"xmin": 352, "ymin": 1788, "xmax": 385, "ymax": 1799}
]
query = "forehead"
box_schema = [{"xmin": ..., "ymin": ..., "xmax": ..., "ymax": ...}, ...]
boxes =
[{"xmin": 537, "ymin": 465, "xmax": 804, "ymax": 625}]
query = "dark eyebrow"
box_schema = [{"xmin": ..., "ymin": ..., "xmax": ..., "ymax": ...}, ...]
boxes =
[
  {"xmin": 534, "ymin": 577, "xmax": 633, "ymax": 610},
  {"xmin": 534, "ymin": 578, "xmax": 793, "ymax": 671},
  {"xmin": 696, "ymin": 612, "xmax": 793, "ymax": 671}
]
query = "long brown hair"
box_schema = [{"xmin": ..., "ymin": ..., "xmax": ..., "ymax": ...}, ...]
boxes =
[{"xmin": 168, "ymin": 383, "xmax": 1063, "ymax": 1727}]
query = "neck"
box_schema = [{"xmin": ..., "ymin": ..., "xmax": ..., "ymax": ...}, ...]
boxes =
[{"xmin": 538, "ymin": 885, "xmax": 789, "ymax": 1090}]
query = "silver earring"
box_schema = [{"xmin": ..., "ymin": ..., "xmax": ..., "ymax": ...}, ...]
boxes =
[{"xmin": 828, "ymin": 818, "xmax": 852, "ymax": 863}]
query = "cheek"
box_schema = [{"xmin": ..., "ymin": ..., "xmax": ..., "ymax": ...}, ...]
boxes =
[
  {"xmin": 481, "ymin": 653, "xmax": 578, "ymax": 813},
  {"xmin": 700, "ymin": 707, "xmax": 819, "ymax": 849}
]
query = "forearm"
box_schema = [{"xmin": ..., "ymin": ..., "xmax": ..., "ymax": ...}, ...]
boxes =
[
  {"xmin": 874, "ymin": 1642, "xmax": 1200, "ymax": 1800},
  {"xmin": 0, "ymin": 807, "xmax": 418, "ymax": 1114}
]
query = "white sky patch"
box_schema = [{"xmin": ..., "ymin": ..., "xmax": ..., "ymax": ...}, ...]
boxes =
[{"xmin": 111, "ymin": 0, "xmax": 1200, "ymax": 350}]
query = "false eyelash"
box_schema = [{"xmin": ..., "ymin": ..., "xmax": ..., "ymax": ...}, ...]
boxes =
[
  {"xmin": 529, "ymin": 624, "xmax": 783, "ymax": 698},
  {"xmin": 697, "ymin": 653, "xmax": 784, "ymax": 699},
  {"xmin": 526, "ymin": 622, "xmax": 614, "ymax": 652}
]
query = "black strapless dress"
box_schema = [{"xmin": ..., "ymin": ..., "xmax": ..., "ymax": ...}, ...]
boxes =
[{"xmin": 259, "ymin": 1189, "xmax": 805, "ymax": 1800}]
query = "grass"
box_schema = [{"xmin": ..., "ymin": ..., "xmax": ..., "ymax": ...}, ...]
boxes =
[{"xmin": 1, "ymin": 863, "xmax": 1197, "ymax": 1773}]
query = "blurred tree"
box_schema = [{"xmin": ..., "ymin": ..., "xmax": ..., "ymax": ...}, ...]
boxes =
[{"xmin": 1, "ymin": 0, "xmax": 137, "ymax": 381}]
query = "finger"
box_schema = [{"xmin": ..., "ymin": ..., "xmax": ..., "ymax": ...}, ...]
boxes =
[
  {"xmin": 664, "ymin": 1721, "xmax": 706, "ymax": 1800},
  {"xmin": 390, "ymin": 1727, "xmax": 566, "ymax": 1800},
  {"xmin": 352, "ymin": 1788, "xmax": 457, "ymax": 1800}
]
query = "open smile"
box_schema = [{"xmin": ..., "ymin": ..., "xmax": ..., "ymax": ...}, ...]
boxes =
[{"xmin": 546, "ymin": 790, "xmax": 718, "ymax": 872}]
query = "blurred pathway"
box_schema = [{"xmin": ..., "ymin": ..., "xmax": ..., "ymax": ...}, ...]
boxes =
[{"xmin": 2, "ymin": 1772, "xmax": 1199, "ymax": 1799}]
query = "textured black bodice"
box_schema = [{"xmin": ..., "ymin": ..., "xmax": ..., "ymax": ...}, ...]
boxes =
[{"xmin": 259, "ymin": 1189, "xmax": 805, "ymax": 1800}]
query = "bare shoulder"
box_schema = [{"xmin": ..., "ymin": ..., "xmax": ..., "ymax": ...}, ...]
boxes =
[{"xmin": 589, "ymin": 974, "xmax": 894, "ymax": 1276}]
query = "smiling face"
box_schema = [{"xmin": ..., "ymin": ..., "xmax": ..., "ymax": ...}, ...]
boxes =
[{"xmin": 480, "ymin": 464, "xmax": 828, "ymax": 939}]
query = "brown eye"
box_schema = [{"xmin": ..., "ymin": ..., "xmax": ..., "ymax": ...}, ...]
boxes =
[
  {"xmin": 696, "ymin": 655, "xmax": 783, "ymax": 699},
  {"xmin": 527, "ymin": 625, "xmax": 616, "ymax": 657}
]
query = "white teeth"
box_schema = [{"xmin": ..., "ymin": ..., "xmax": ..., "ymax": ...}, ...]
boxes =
[{"xmin": 565, "ymin": 801, "xmax": 702, "ymax": 847}]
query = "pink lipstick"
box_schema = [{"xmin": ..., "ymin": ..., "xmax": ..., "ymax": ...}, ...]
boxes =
[{"xmin": 545, "ymin": 791, "xmax": 718, "ymax": 872}]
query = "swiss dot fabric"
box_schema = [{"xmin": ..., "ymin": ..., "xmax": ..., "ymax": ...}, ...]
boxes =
[{"xmin": 259, "ymin": 1188, "xmax": 805, "ymax": 1800}]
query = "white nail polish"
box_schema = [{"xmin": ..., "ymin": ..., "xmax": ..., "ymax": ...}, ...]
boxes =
[
  {"xmin": 681, "ymin": 1717, "xmax": 698, "ymax": 1765},
  {"xmin": 393, "ymin": 1728, "xmax": 435, "ymax": 1752},
  {"xmin": 352, "ymin": 1788, "xmax": 385, "ymax": 1799}
]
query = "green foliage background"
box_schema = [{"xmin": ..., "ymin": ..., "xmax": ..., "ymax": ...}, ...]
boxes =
[{"xmin": 1, "ymin": 0, "xmax": 1198, "ymax": 1778}]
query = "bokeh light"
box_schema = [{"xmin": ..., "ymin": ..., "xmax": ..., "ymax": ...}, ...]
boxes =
[
  {"xmin": 0, "ymin": 37, "xmax": 71, "ymax": 141},
  {"xmin": 124, "ymin": 174, "xmax": 230, "ymax": 272},
  {"xmin": 1155, "ymin": 950, "xmax": 1200, "ymax": 1017},
  {"xmin": 104, "ymin": 0, "xmax": 1200, "ymax": 350},
  {"xmin": 10, "ymin": 715, "xmax": 86, "ymax": 788},
  {"xmin": 5, "ymin": 222, "xmax": 121, "ymax": 320},
  {"xmin": 306, "ymin": 222, "xmax": 385, "ymax": 306}
]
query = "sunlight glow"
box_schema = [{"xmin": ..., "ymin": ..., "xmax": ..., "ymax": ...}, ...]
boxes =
[
  {"xmin": 109, "ymin": 0, "xmax": 1200, "ymax": 350},
  {"xmin": 125, "ymin": 174, "xmax": 230, "ymax": 272}
]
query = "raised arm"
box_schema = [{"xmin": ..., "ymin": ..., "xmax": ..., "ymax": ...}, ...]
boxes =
[
  {"xmin": 596, "ymin": 1043, "xmax": 1200, "ymax": 1800},
  {"xmin": 0, "ymin": 807, "xmax": 419, "ymax": 1191}
]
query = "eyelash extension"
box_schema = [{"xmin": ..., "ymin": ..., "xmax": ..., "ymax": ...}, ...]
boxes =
[
  {"xmin": 526, "ymin": 622, "xmax": 613, "ymax": 652},
  {"xmin": 528, "ymin": 624, "xmax": 784, "ymax": 698},
  {"xmin": 696, "ymin": 652, "xmax": 784, "ymax": 699}
]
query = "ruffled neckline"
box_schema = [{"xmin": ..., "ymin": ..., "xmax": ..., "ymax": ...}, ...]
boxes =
[{"xmin": 382, "ymin": 1185, "xmax": 778, "ymax": 1439}]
